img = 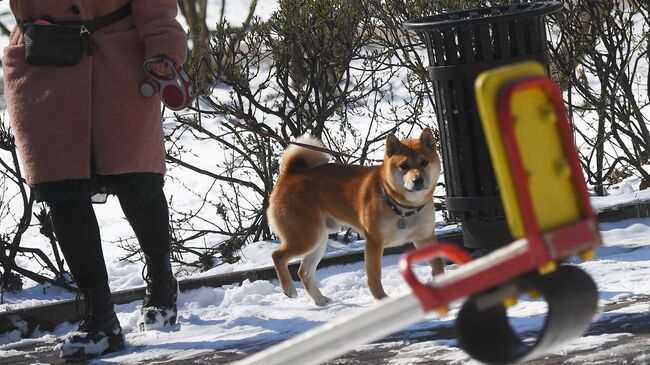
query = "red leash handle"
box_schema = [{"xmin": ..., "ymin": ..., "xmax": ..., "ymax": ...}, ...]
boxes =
[
  {"xmin": 399, "ymin": 243, "xmax": 473, "ymax": 312},
  {"xmin": 140, "ymin": 56, "xmax": 193, "ymax": 111}
]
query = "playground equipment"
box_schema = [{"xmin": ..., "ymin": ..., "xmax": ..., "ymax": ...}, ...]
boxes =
[{"xmin": 233, "ymin": 61, "xmax": 601, "ymax": 365}]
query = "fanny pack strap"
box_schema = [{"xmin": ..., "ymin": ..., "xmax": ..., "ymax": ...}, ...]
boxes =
[
  {"xmin": 18, "ymin": 1, "xmax": 132, "ymax": 33},
  {"xmin": 82, "ymin": 2, "xmax": 132, "ymax": 33}
]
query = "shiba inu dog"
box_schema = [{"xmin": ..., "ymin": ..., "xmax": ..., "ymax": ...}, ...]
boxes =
[{"xmin": 267, "ymin": 129, "xmax": 443, "ymax": 305}]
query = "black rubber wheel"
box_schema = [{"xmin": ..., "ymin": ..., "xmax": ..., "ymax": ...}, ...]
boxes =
[{"xmin": 456, "ymin": 265, "xmax": 598, "ymax": 364}]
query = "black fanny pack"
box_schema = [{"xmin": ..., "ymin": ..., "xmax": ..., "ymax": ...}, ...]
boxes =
[{"xmin": 19, "ymin": 2, "xmax": 131, "ymax": 67}]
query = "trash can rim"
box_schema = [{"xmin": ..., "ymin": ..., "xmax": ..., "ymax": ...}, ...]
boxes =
[{"xmin": 403, "ymin": 1, "xmax": 563, "ymax": 31}]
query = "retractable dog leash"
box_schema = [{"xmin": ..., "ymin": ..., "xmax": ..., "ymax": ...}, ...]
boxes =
[
  {"xmin": 140, "ymin": 56, "xmax": 193, "ymax": 111},
  {"xmin": 140, "ymin": 54, "xmax": 367, "ymax": 162},
  {"xmin": 140, "ymin": 56, "xmax": 356, "ymax": 159},
  {"xmin": 233, "ymin": 123, "xmax": 358, "ymax": 159}
]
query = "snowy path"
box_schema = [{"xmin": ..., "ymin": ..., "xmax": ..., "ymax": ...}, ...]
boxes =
[
  {"xmin": 1, "ymin": 217, "xmax": 650, "ymax": 364},
  {"xmin": 1, "ymin": 294, "xmax": 650, "ymax": 364}
]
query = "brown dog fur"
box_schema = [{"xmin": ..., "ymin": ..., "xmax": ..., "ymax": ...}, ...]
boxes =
[{"xmin": 267, "ymin": 129, "xmax": 443, "ymax": 305}]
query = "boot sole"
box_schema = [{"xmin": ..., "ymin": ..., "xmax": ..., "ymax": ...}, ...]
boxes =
[
  {"xmin": 139, "ymin": 281, "xmax": 180, "ymax": 332},
  {"xmin": 60, "ymin": 333, "xmax": 125, "ymax": 362},
  {"xmin": 139, "ymin": 306, "xmax": 178, "ymax": 331}
]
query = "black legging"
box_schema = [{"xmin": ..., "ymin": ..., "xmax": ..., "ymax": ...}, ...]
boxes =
[{"xmin": 49, "ymin": 189, "xmax": 171, "ymax": 290}]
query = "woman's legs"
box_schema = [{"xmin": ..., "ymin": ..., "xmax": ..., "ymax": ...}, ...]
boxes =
[
  {"xmin": 49, "ymin": 198, "xmax": 123, "ymax": 359},
  {"xmin": 47, "ymin": 173, "xmax": 171, "ymax": 283},
  {"xmin": 112, "ymin": 177, "xmax": 177, "ymax": 329},
  {"xmin": 116, "ymin": 188, "xmax": 171, "ymax": 258},
  {"xmin": 49, "ymin": 172, "xmax": 176, "ymax": 333},
  {"xmin": 49, "ymin": 199, "xmax": 108, "ymax": 290}
]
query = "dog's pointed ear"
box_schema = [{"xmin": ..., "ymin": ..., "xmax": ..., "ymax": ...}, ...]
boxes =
[
  {"xmin": 385, "ymin": 133, "xmax": 401, "ymax": 157},
  {"xmin": 420, "ymin": 128, "xmax": 436, "ymax": 150}
]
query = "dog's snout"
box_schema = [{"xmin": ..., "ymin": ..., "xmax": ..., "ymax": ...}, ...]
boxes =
[{"xmin": 413, "ymin": 176, "xmax": 424, "ymax": 187}]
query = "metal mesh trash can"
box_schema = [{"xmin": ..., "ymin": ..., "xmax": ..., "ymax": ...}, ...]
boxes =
[{"xmin": 404, "ymin": 1, "xmax": 563, "ymax": 249}]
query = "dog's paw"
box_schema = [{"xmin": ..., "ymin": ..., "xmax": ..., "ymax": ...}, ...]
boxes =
[
  {"xmin": 283, "ymin": 287, "xmax": 298, "ymax": 298},
  {"xmin": 314, "ymin": 295, "xmax": 333, "ymax": 306},
  {"xmin": 372, "ymin": 292, "xmax": 388, "ymax": 302}
]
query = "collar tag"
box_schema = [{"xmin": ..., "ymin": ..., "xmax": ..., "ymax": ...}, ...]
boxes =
[{"xmin": 380, "ymin": 186, "xmax": 425, "ymax": 230}]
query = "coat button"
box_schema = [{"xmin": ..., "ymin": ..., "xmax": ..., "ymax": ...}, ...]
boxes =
[{"xmin": 70, "ymin": 4, "xmax": 80, "ymax": 15}]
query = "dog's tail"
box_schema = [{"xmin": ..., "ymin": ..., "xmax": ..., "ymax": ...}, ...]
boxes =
[{"xmin": 279, "ymin": 135, "xmax": 329, "ymax": 174}]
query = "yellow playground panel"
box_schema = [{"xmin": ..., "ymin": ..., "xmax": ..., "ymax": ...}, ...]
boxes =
[{"xmin": 474, "ymin": 61, "xmax": 582, "ymax": 239}]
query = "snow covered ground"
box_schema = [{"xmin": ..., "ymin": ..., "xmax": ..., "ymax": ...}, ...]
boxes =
[
  {"xmin": 0, "ymin": 214, "xmax": 650, "ymax": 364},
  {"xmin": 0, "ymin": 1, "xmax": 649, "ymax": 364}
]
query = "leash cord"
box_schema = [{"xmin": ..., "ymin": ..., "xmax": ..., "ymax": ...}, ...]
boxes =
[{"xmin": 184, "ymin": 102, "xmax": 358, "ymax": 160}]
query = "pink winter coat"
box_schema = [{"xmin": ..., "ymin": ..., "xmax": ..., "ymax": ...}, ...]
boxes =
[{"xmin": 3, "ymin": 0, "xmax": 188, "ymax": 185}]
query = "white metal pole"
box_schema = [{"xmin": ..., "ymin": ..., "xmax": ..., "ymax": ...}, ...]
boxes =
[
  {"xmin": 233, "ymin": 293, "xmax": 426, "ymax": 365},
  {"xmin": 233, "ymin": 240, "xmax": 531, "ymax": 365}
]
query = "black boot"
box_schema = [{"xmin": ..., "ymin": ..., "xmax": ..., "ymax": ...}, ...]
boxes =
[
  {"xmin": 139, "ymin": 253, "xmax": 178, "ymax": 331},
  {"xmin": 60, "ymin": 284, "xmax": 125, "ymax": 360}
]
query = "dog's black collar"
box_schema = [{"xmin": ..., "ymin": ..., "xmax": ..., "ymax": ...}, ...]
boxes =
[{"xmin": 380, "ymin": 185, "xmax": 425, "ymax": 219}]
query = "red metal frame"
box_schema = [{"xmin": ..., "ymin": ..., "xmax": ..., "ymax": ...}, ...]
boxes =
[
  {"xmin": 400, "ymin": 76, "xmax": 602, "ymax": 312},
  {"xmin": 399, "ymin": 244, "xmax": 472, "ymax": 311}
]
